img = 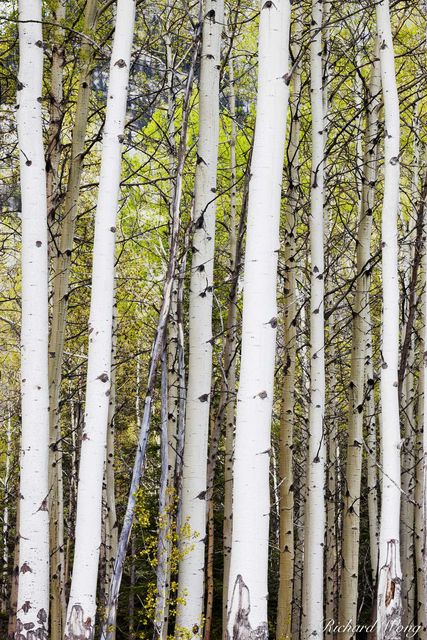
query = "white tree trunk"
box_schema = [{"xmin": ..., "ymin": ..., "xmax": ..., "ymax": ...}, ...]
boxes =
[
  {"xmin": 16, "ymin": 0, "xmax": 50, "ymax": 636},
  {"xmin": 226, "ymin": 0, "xmax": 290, "ymax": 637},
  {"xmin": 104, "ymin": 298, "xmax": 118, "ymax": 640},
  {"xmin": 293, "ymin": 302, "xmax": 309, "ymax": 640},
  {"xmin": 153, "ymin": 355, "xmax": 170, "ymax": 638},
  {"xmin": 339, "ymin": 48, "xmax": 380, "ymax": 635},
  {"xmin": 400, "ymin": 116, "xmax": 419, "ymax": 625},
  {"xmin": 376, "ymin": 1, "xmax": 403, "ymax": 637},
  {"xmin": 302, "ymin": 1, "xmax": 326, "ymax": 638},
  {"xmin": 64, "ymin": 2, "xmax": 136, "ymax": 637},
  {"xmin": 175, "ymin": 0, "xmax": 223, "ymax": 636},
  {"xmin": 157, "ymin": 28, "xmax": 178, "ymax": 636},
  {"xmin": 222, "ymin": 51, "xmax": 238, "ymax": 639},
  {"xmin": 416, "ymin": 321, "xmax": 426, "ymax": 637},
  {"xmin": 366, "ymin": 311, "xmax": 379, "ymax": 585},
  {"xmin": 363, "ymin": 52, "xmax": 381, "ymax": 587},
  {"xmin": 423, "ymin": 190, "xmax": 427, "ymax": 637}
]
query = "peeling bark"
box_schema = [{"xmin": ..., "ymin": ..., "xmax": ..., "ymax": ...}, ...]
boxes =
[
  {"xmin": 64, "ymin": 604, "xmax": 94, "ymax": 640},
  {"xmin": 377, "ymin": 541, "xmax": 403, "ymax": 640},
  {"xmin": 226, "ymin": 576, "xmax": 268, "ymax": 640},
  {"xmin": 376, "ymin": 1, "xmax": 403, "ymax": 636}
]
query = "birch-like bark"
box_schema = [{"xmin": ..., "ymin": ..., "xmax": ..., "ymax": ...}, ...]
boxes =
[
  {"xmin": 64, "ymin": 397, "xmax": 80, "ymax": 591},
  {"xmin": 205, "ymin": 413, "xmax": 217, "ymax": 640},
  {"xmin": 104, "ymin": 299, "xmax": 118, "ymax": 626},
  {"xmin": 206, "ymin": 150, "xmax": 247, "ymax": 633},
  {"xmin": 376, "ymin": 1, "xmax": 403, "ymax": 636},
  {"xmin": 401, "ymin": 343, "xmax": 415, "ymax": 624},
  {"xmin": 400, "ymin": 114, "xmax": 419, "ymax": 626},
  {"xmin": 302, "ymin": 1, "xmax": 326, "ymax": 637},
  {"xmin": 339, "ymin": 48, "xmax": 380, "ymax": 636},
  {"xmin": 222, "ymin": 52, "xmax": 240, "ymax": 637},
  {"xmin": 416, "ymin": 325, "xmax": 426, "ymax": 637},
  {"xmin": 325, "ymin": 314, "xmax": 338, "ymax": 637},
  {"xmin": 226, "ymin": 0, "xmax": 290, "ymax": 637},
  {"xmin": 16, "ymin": 0, "xmax": 50, "ymax": 637},
  {"xmin": 175, "ymin": 0, "xmax": 223, "ymax": 635},
  {"xmin": 293, "ymin": 301, "xmax": 309, "ymax": 640},
  {"xmin": 423, "ymin": 189, "xmax": 427, "ymax": 638},
  {"xmin": 153, "ymin": 355, "xmax": 170, "ymax": 638},
  {"xmin": 323, "ymin": 14, "xmax": 337, "ymax": 632},
  {"xmin": 366, "ymin": 310, "xmax": 379, "ymax": 585},
  {"xmin": 64, "ymin": 2, "xmax": 136, "ymax": 636},
  {"xmin": 364, "ymin": 50, "xmax": 382, "ymax": 590},
  {"xmin": 276, "ymin": 11, "xmax": 302, "ymax": 634}
]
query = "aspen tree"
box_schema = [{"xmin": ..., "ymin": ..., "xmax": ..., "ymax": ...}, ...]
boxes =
[
  {"xmin": 323, "ymin": 7, "xmax": 338, "ymax": 632},
  {"xmin": 48, "ymin": 2, "xmax": 97, "ymax": 635},
  {"xmin": 364, "ymin": 53, "xmax": 382, "ymax": 592},
  {"xmin": 293, "ymin": 292, "xmax": 309, "ymax": 639},
  {"xmin": 416, "ymin": 311, "xmax": 426, "ymax": 637},
  {"xmin": 415, "ymin": 228, "xmax": 426, "ymax": 637},
  {"xmin": 47, "ymin": 11, "xmax": 67, "ymax": 632},
  {"xmin": 64, "ymin": 1, "xmax": 136, "ymax": 636},
  {"xmin": 104, "ymin": 298, "xmax": 118, "ymax": 622},
  {"xmin": 302, "ymin": 1, "xmax": 326, "ymax": 637},
  {"xmin": 420, "ymin": 32, "xmax": 427, "ymax": 639},
  {"xmin": 366, "ymin": 310, "xmax": 379, "ymax": 584},
  {"xmin": 339, "ymin": 49, "xmax": 381, "ymax": 636},
  {"xmin": 400, "ymin": 111, "xmax": 419, "ymax": 626},
  {"xmin": 423, "ymin": 187, "xmax": 427, "ymax": 639},
  {"xmin": 376, "ymin": 1, "xmax": 403, "ymax": 636},
  {"xmin": 15, "ymin": 0, "xmax": 50, "ymax": 637},
  {"xmin": 226, "ymin": 0, "xmax": 290, "ymax": 636},
  {"xmin": 155, "ymin": 22, "xmax": 179, "ymax": 636},
  {"xmin": 174, "ymin": 0, "xmax": 223, "ymax": 635},
  {"xmin": 222, "ymin": 52, "xmax": 239, "ymax": 638},
  {"xmin": 205, "ymin": 127, "xmax": 246, "ymax": 637},
  {"xmin": 153, "ymin": 356, "xmax": 169, "ymax": 638},
  {"xmin": 325, "ymin": 314, "xmax": 338, "ymax": 635},
  {"xmin": 276, "ymin": 7, "xmax": 302, "ymax": 635},
  {"xmin": 401, "ymin": 315, "xmax": 416, "ymax": 625}
]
